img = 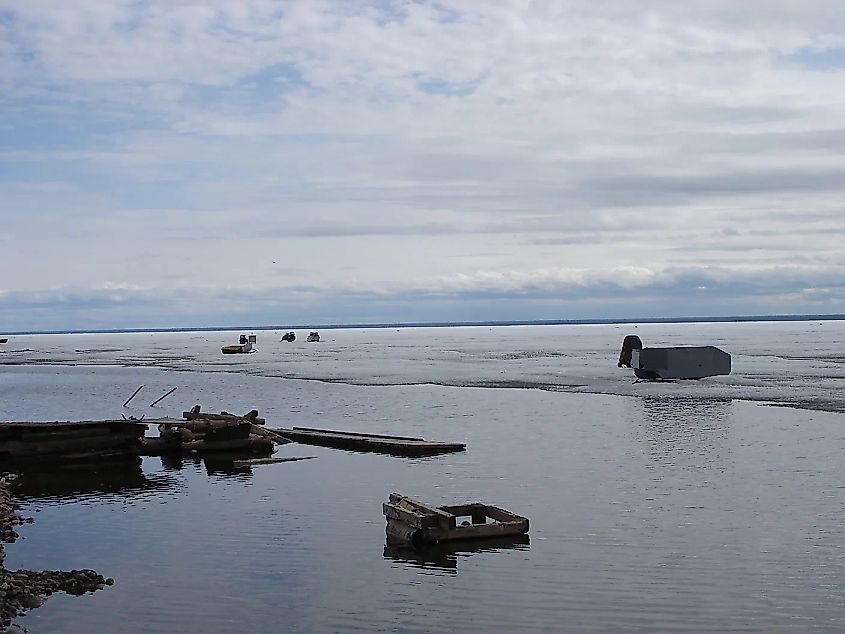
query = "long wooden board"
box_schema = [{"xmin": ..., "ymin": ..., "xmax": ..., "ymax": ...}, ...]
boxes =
[{"xmin": 268, "ymin": 427, "xmax": 466, "ymax": 457}]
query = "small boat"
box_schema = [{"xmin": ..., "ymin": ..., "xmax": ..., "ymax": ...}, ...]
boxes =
[
  {"xmin": 281, "ymin": 331, "xmax": 296, "ymax": 342},
  {"xmin": 222, "ymin": 334, "xmax": 256, "ymax": 354},
  {"xmin": 306, "ymin": 331, "xmax": 320, "ymax": 342}
]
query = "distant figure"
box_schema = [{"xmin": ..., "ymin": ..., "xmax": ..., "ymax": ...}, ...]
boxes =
[
  {"xmin": 306, "ymin": 331, "xmax": 320, "ymax": 342},
  {"xmin": 239, "ymin": 334, "xmax": 248, "ymax": 345},
  {"xmin": 618, "ymin": 335, "xmax": 643, "ymax": 368},
  {"xmin": 281, "ymin": 331, "xmax": 296, "ymax": 342}
]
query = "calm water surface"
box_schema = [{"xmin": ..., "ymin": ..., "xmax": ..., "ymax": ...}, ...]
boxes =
[{"xmin": 1, "ymin": 326, "xmax": 844, "ymax": 632}]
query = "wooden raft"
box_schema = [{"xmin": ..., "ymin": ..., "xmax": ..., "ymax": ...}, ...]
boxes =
[
  {"xmin": 0, "ymin": 420, "xmax": 147, "ymax": 463},
  {"xmin": 383, "ymin": 493, "xmax": 529, "ymax": 545},
  {"xmin": 268, "ymin": 426, "xmax": 466, "ymax": 457},
  {"xmin": 141, "ymin": 406, "xmax": 281, "ymax": 456}
]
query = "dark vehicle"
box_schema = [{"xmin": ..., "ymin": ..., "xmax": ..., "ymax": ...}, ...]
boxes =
[{"xmin": 617, "ymin": 335, "xmax": 642, "ymax": 368}]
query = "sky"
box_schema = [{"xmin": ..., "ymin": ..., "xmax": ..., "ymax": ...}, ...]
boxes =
[{"xmin": 2, "ymin": 0, "xmax": 845, "ymax": 331}]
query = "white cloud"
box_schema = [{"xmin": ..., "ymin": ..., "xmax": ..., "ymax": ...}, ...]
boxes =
[{"xmin": 2, "ymin": 1, "xmax": 845, "ymax": 328}]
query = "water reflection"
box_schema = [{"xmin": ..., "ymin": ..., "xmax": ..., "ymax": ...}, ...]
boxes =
[
  {"xmin": 157, "ymin": 453, "xmax": 256, "ymax": 479},
  {"xmin": 383, "ymin": 535, "xmax": 530, "ymax": 572},
  {"xmin": 12, "ymin": 459, "xmax": 177, "ymax": 504},
  {"xmin": 634, "ymin": 397, "xmax": 733, "ymax": 466}
]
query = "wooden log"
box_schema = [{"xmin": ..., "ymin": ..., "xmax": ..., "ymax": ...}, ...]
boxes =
[
  {"xmin": 231, "ymin": 456, "xmax": 316, "ymax": 467},
  {"xmin": 181, "ymin": 411, "xmax": 266, "ymax": 425},
  {"xmin": 123, "ymin": 385, "xmax": 144, "ymax": 407},
  {"xmin": 386, "ymin": 518, "xmax": 422, "ymax": 544},
  {"xmin": 150, "ymin": 387, "xmax": 178, "ymax": 407},
  {"xmin": 139, "ymin": 436, "xmax": 182, "ymax": 456},
  {"xmin": 249, "ymin": 425, "xmax": 292, "ymax": 445},
  {"xmin": 161, "ymin": 419, "xmax": 253, "ymax": 434}
]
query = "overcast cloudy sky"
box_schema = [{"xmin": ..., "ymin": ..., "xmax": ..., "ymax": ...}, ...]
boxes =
[{"xmin": 2, "ymin": 1, "xmax": 845, "ymax": 331}]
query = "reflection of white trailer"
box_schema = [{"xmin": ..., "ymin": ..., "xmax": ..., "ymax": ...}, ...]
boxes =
[{"xmin": 632, "ymin": 346, "xmax": 731, "ymax": 380}]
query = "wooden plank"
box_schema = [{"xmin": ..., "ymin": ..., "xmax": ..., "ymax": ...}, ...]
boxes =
[
  {"xmin": 270, "ymin": 428, "xmax": 465, "ymax": 457},
  {"xmin": 383, "ymin": 502, "xmax": 442, "ymax": 529},
  {"xmin": 291, "ymin": 426, "xmax": 425, "ymax": 442},
  {"xmin": 484, "ymin": 505, "xmax": 527, "ymax": 523},
  {"xmin": 0, "ymin": 420, "xmax": 144, "ymax": 430},
  {"xmin": 421, "ymin": 518, "xmax": 529, "ymax": 542},
  {"xmin": 389, "ymin": 493, "xmax": 456, "ymax": 530}
]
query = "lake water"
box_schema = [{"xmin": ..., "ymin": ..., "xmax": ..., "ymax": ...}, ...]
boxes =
[{"xmin": 1, "ymin": 321, "xmax": 844, "ymax": 632}]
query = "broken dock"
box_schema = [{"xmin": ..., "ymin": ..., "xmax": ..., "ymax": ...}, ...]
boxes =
[
  {"xmin": 0, "ymin": 420, "xmax": 147, "ymax": 463},
  {"xmin": 383, "ymin": 493, "xmax": 529, "ymax": 546},
  {"xmin": 268, "ymin": 426, "xmax": 466, "ymax": 457}
]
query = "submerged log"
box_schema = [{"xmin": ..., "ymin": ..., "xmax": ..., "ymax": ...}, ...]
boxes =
[{"xmin": 231, "ymin": 456, "xmax": 317, "ymax": 467}]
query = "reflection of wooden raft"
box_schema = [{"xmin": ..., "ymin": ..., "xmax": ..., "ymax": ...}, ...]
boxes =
[
  {"xmin": 269, "ymin": 427, "xmax": 466, "ymax": 457},
  {"xmin": 383, "ymin": 493, "xmax": 529, "ymax": 545}
]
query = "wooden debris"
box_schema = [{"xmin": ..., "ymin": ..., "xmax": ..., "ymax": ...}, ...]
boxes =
[
  {"xmin": 122, "ymin": 385, "xmax": 144, "ymax": 407},
  {"xmin": 383, "ymin": 493, "xmax": 528, "ymax": 546},
  {"xmin": 231, "ymin": 456, "xmax": 317, "ymax": 467},
  {"xmin": 141, "ymin": 407, "xmax": 277, "ymax": 456},
  {"xmin": 149, "ymin": 387, "xmax": 177, "ymax": 407},
  {"xmin": 0, "ymin": 421, "xmax": 147, "ymax": 463},
  {"xmin": 269, "ymin": 426, "xmax": 466, "ymax": 457},
  {"xmin": 248, "ymin": 426, "xmax": 292, "ymax": 445},
  {"xmin": 182, "ymin": 405, "xmax": 265, "ymax": 425}
]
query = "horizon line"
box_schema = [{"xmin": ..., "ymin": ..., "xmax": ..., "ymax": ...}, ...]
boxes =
[{"xmin": 3, "ymin": 312, "xmax": 844, "ymax": 336}]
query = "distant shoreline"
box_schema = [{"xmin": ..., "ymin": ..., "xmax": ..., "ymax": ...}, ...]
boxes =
[{"xmin": 4, "ymin": 313, "xmax": 844, "ymax": 336}]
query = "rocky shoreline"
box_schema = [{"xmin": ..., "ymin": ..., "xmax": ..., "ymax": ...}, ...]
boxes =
[{"xmin": 0, "ymin": 474, "xmax": 112, "ymax": 632}]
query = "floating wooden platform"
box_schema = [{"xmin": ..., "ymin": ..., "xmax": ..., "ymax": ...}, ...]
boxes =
[
  {"xmin": 0, "ymin": 420, "xmax": 146, "ymax": 463},
  {"xmin": 268, "ymin": 426, "xmax": 466, "ymax": 457},
  {"xmin": 383, "ymin": 493, "xmax": 529, "ymax": 545}
]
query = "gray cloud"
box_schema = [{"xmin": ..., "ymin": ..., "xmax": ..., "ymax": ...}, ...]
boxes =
[{"xmin": 2, "ymin": 1, "xmax": 845, "ymax": 328}]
